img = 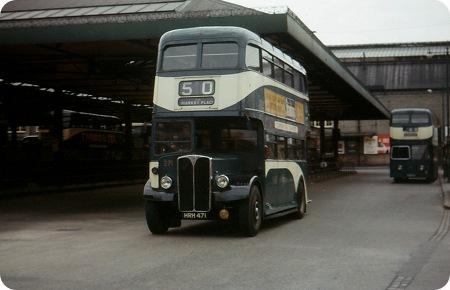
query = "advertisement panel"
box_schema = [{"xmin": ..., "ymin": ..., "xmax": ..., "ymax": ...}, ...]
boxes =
[
  {"xmin": 377, "ymin": 135, "xmax": 390, "ymax": 154},
  {"xmin": 364, "ymin": 135, "xmax": 390, "ymax": 155},
  {"xmin": 364, "ymin": 136, "xmax": 378, "ymax": 155}
]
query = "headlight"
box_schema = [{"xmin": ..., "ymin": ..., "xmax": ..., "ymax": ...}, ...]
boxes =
[
  {"xmin": 216, "ymin": 175, "xmax": 229, "ymax": 188},
  {"xmin": 160, "ymin": 175, "xmax": 172, "ymax": 189},
  {"xmin": 398, "ymin": 165, "xmax": 403, "ymax": 170}
]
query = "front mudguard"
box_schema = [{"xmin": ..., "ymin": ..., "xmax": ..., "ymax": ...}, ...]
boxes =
[
  {"xmin": 214, "ymin": 185, "xmax": 251, "ymax": 202},
  {"xmin": 143, "ymin": 180, "xmax": 175, "ymax": 202},
  {"xmin": 143, "ymin": 176, "xmax": 260, "ymax": 204},
  {"xmin": 214, "ymin": 176, "xmax": 260, "ymax": 202}
]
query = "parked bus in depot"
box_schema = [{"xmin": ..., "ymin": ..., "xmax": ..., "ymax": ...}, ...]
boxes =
[
  {"xmin": 0, "ymin": 102, "xmax": 6, "ymax": 151},
  {"xmin": 39, "ymin": 110, "xmax": 124, "ymax": 161},
  {"xmin": 390, "ymin": 108, "xmax": 439, "ymax": 182},
  {"xmin": 143, "ymin": 26, "xmax": 310, "ymax": 237},
  {"xmin": 130, "ymin": 122, "xmax": 152, "ymax": 160}
]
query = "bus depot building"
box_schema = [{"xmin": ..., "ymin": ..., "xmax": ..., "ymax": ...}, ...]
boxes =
[
  {"xmin": 0, "ymin": 0, "xmax": 390, "ymax": 192},
  {"xmin": 330, "ymin": 42, "xmax": 449, "ymax": 166}
]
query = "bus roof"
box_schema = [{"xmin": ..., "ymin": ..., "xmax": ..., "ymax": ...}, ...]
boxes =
[
  {"xmin": 391, "ymin": 108, "xmax": 432, "ymax": 115},
  {"xmin": 160, "ymin": 26, "xmax": 261, "ymax": 44},
  {"xmin": 159, "ymin": 26, "xmax": 306, "ymax": 75}
]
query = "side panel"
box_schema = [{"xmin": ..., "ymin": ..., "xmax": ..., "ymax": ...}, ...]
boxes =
[
  {"xmin": 390, "ymin": 141, "xmax": 437, "ymax": 179},
  {"xmin": 390, "ymin": 126, "xmax": 433, "ymax": 140},
  {"xmin": 153, "ymin": 71, "xmax": 308, "ymax": 114},
  {"xmin": 264, "ymin": 160, "xmax": 305, "ymax": 215}
]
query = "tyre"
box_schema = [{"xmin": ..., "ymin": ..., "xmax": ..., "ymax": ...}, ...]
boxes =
[
  {"xmin": 145, "ymin": 201, "xmax": 170, "ymax": 235},
  {"xmin": 239, "ymin": 185, "xmax": 262, "ymax": 237},
  {"xmin": 290, "ymin": 179, "xmax": 306, "ymax": 220}
]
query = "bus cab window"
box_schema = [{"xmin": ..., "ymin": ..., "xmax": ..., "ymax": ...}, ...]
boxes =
[
  {"xmin": 391, "ymin": 146, "xmax": 410, "ymax": 159},
  {"xmin": 218, "ymin": 128, "xmax": 256, "ymax": 151},
  {"xmin": 195, "ymin": 129, "xmax": 211, "ymax": 150},
  {"xmin": 411, "ymin": 145, "xmax": 430, "ymax": 160},
  {"xmin": 154, "ymin": 121, "xmax": 192, "ymax": 154}
]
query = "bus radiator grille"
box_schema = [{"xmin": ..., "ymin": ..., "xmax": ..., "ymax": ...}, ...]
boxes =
[{"xmin": 178, "ymin": 155, "xmax": 211, "ymax": 212}]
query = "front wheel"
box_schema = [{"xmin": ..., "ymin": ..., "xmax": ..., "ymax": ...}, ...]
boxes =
[
  {"xmin": 239, "ymin": 186, "xmax": 263, "ymax": 237},
  {"xmin": 145, "ymin": 201, "xmax": 170, "ymax": 235}
]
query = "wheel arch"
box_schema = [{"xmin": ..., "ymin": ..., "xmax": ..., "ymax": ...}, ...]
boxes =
[
  {"xmin": 298, "ymin": 175, "xmax": 308, "ymax": 206},
  {"xmin": 249, "ymin": 175, "xmax": 263, "ymax": 199}
]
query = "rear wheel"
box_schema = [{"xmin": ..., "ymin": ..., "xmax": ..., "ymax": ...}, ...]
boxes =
[
  {"xmin": 291, "ymin": 179, "xmax": 306, "ymax": 220},
  {"xmin": 239, "ymin": 186, "xmax": 262, "ymax": 237},
  {"xmin": 145, "ymin": 201, "xmax": 170, "ymax": 235}
]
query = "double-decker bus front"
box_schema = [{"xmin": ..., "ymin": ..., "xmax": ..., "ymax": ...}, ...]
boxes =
[
  {"xmin": 144, "ymin": 27, "xmax": 309, "ymax": 237},
  {"xmin": 389, "ymin": 108, "xmax": 438, "ymax": 182}
]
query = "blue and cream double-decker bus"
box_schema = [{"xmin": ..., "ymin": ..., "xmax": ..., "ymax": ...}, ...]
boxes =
[
  {"xmin": 143, "ymin": 27, "xmax": 310, "ymax": 236},
  {"xmin": 390, "ymin": 108, "xmax": 439, "ymax": 182}
]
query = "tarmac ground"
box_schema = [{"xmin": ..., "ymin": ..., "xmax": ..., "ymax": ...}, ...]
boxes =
[{"xmin": 400, "ymin": 170, "xmax": 450, "ymax": 290}]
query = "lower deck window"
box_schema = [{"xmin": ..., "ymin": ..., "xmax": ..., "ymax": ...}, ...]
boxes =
[{"xmin": 266, "ymin": 134, "xmax": 305, "ymax": 160}]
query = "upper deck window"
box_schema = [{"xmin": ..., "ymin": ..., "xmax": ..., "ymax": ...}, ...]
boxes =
[
  {"xmin": 284, "ymin": 65, "xmax": 294, "ymax": 88},
  {"xmin": 391, "ymin": 114, "xmax": 410, "ymax": 125},
  {"xmin": 201, "ymin": 43, "xmax": 239, "ymax": 69},
  {"xmin": 273, "ymin": 57, "xmax": 284, "ymax": 83},
  {"xmin": 411, "ymin": 113, "xmax": 430, "ymax": 124},
  {"xmin": 391, "ymin": 112, "xmax": 431, "ymax": 126},
  {"xmin": 262, "ymin": 50, "xmax": 273, "ymax": 77},
  {"xmin": 245, "ymin": 45, "xmax": 261, "ymax": 71},
  {"xmin": 162, "ymin": 44, "xmax": 197, "ymax": 71}
]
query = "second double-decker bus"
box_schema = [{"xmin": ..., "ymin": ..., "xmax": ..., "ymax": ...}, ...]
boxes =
[
  {"xmin": 39, "ymin": 110, "xmax": 124, "ymax": 161},
  {"xmin": 390, "ymin": 108, "xmax": 439, "ymax": 182},
  {"xmin": 144, "ymin": 26, "xmax": 310, "ymax": 236}
]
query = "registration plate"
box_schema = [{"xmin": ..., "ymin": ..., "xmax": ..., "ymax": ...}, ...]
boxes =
[{"xmin": 182, "ymin": 212, "xmax": 208, "ymax": 219}]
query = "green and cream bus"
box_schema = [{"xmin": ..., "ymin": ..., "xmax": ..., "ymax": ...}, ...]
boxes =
[
  {"xmin": 390, "ymin": 108, "xmax": 439, "ymax": 182},
  {"xmin": 144, "ymin": 26, "xmax": 310, "ymax": 236}
]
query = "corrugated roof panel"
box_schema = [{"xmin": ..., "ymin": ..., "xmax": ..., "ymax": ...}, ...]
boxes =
[
  {"xmin": 120, "ymin": 4, "xmax": 149, "ymax": 14},
  {"xmin": 15, "ymin": 10, "xmax": 45, "ymax": 19},
  {"xmin": 50, "ymin": 8, "xmax": 79, "ymax": 18},
  {"xmin": 0, "ymin": 11, "xmax": 28, "ymax": 20},
  {"xmin": 330, "ymin": 43, "xmax": 448, "ymax": 59},
  {"xmin": 100, "ymin": 5, "xmax": 131, "ymax": 15},
  {"xmin": 0, "ymin": 12, "xmax": 12, "ymax": 20},
  {"xmin": 157, "ymin": 2, "xmax": 184, "ymax": 11},
  {"xmin": 2, "ymin": 0, "xmax": 185, "ymax": 11},
  {"xmin": 138, "ymin": 3, "xmax": 166, "ymax": 13},
  {"xmin": 66, "ymin": 7, "xmax": 97, "ymax": 17},
  {"xmin": 0, "ymin": 1, "xmax": 188, "ymax": 21},
  {"xmin": 31, "ymin": 9, "xmax": 64, "ymax": 18},
  {"xmin": 83, "ymin": 6, "xmax": 112, "ymax": 16},
  {"xmin": 332, "ymin": 44, "xmax": 449, "ymax": 59}
]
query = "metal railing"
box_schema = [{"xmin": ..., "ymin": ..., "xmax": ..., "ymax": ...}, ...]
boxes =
[{"xmin": 307, "ymin": 161, "xmax": 357, "ymax": 183}]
